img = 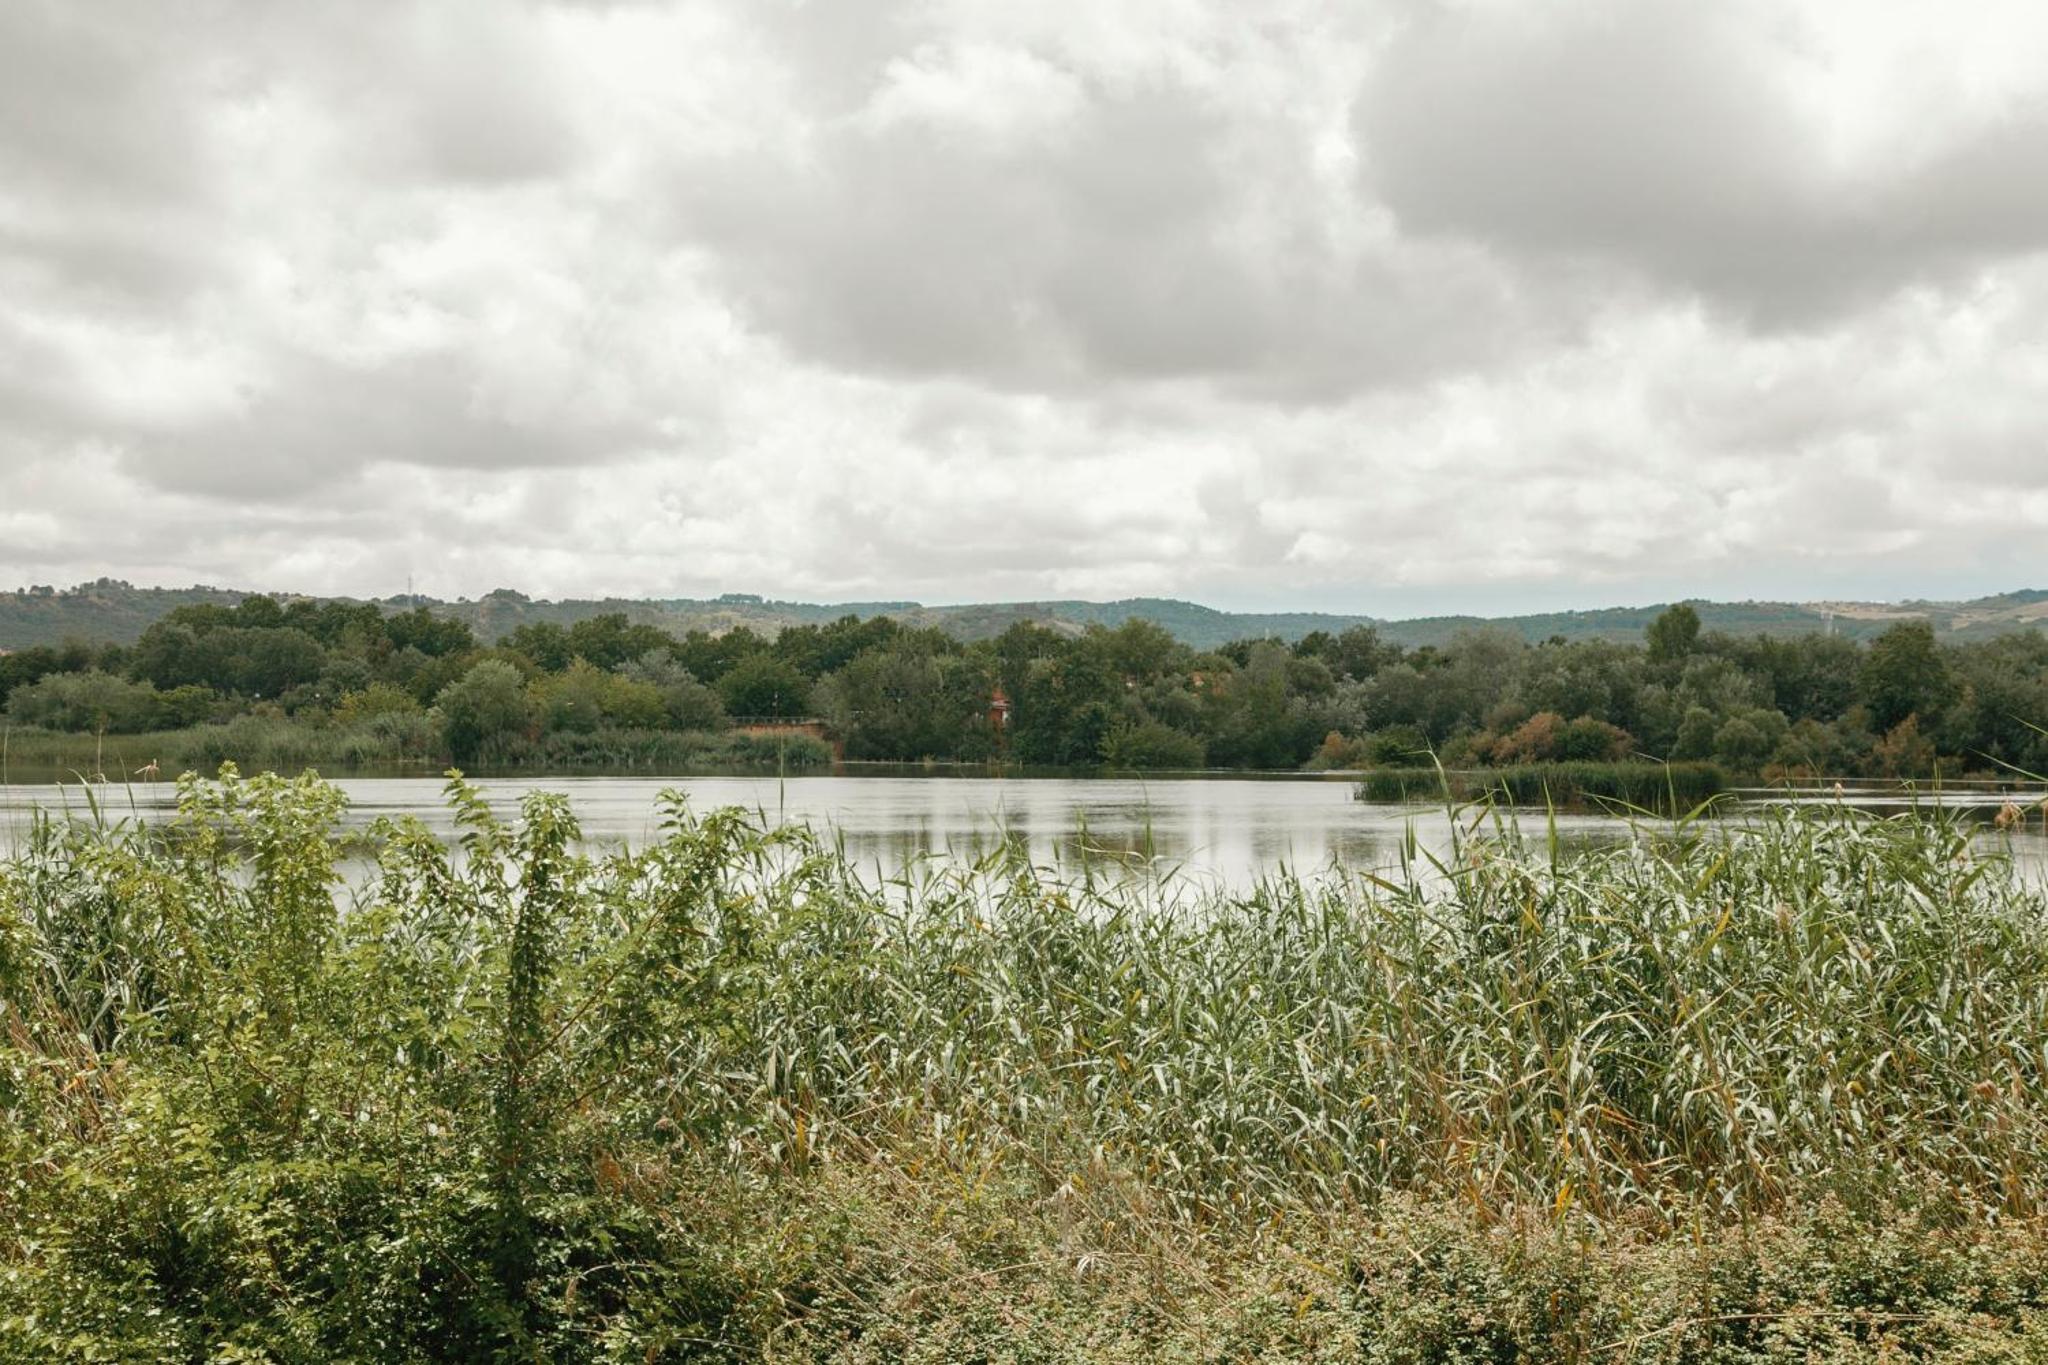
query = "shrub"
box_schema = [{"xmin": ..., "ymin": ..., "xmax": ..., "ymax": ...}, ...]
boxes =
[
  {"xmin": 435, "ymin": 660, "xmax": 533, "ymax": 763},
  {"xmin": 1307, "ymin": 730, "xmax": 1371, "ymax": 770},
  {"xmin": 617, "ymin": 650, "xmax": 730, "ymax": 732},
  {"xmin": 1557, "ymin": 714, "xmax": 1632, "ymax": 761},
  {"xmin": 334, "ymin": 682, "xmax": 422, "ymax": 723},
  {"xmin": 1491, "ymin": 710, "xmax": 1566, "ymax": 763},
  {"xmin": 1100, "ymin": 719, "xmax": 1206, "ymax": 769},
  {"xmin": 717, "ymin": 654, "xmax": 813, "ymax": 719},
  {"xmin": 4, "ymin": 670, "xmax": 164, "ymax": 733}
]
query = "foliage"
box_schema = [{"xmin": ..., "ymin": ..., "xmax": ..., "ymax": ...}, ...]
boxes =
[
  {"xmin": 9, "ymin": 778, "xmax": 2048, "ymax": 1357},
  {"xmin": 1357, "ymin": 760, "xmax": 1727, "ymax": 809},
  {"xmin": 435, "ymin": 659, "xmax": 533, "ymax": 763},
  {"xmin": 1645, "ymin": 601, "xmax": 1701, "ymax": 662},
  {"xmin": 1863, "ymin": 620, "xmax": 1958, "ymax": 732},
  {"xmin": 616, "ymin": 650, "xmax": 730, "ymax": 732},
  {"xmin": 481, "ymin": 727, "xmax": 832, "ymax": 770},
  {"xmin": 530, "ymin": 659, "xmax": 668, "ymax": 735},
  {"xmin": 1099, "ymin": 718, "xmax": 1207, "ymax": 769},
  {"xmin": 5, "ymin": 670, "xmax": 174, "ymax": 734},
  {"xmin": 4, "ymin": 585, "xmax": 2046, "ymax": 780},
  {"xmin": 817, "ymin": 634, "xmax": 990, "ymax": 761},
  {"xmin": 717, "ymin": 654, "xmax": 814, "ymax": 719},
  {"xmin": 332, "ymin": 681, "xmax": 424, "ymax": 724}
]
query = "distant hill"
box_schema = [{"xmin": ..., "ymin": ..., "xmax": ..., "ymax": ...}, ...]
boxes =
[
  {"xmin": 897, "ymin": 599, "xmax": 1382, "ymax": 649},
  {"xmin": 0, "ymin": 580, "xmax": 252, "ymax": 650},
  {"xmin": 5, "ymin": 579, "xmax": 2047, "ymax": 653},
  {"xmin": 1382, "ymin": 600, "xmax": 1916, "ymax": 648}
]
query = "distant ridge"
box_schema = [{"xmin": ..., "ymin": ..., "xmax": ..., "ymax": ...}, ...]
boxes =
[{"xmin": 4, "ymin": 578, "xmax": 2046, "ymax": 652}]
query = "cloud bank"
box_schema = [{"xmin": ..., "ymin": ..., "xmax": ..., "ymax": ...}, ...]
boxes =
[{"xmin": 1, "ymin": 0, "xmax": 2044, "ymax": 613}]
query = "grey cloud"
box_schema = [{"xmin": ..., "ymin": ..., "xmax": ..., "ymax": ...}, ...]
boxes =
[
  {"xmin": 1903, "ymin": 108, "xmax": 2048, "ymax": 255},
  {"xmin": 1357, "ymin": 0, "xmax": 2048, "ymax": 322},
  {"xmin": 677, "ymin": 85, "xmax": 1247, "ymax": 382},
  {"xmin": 742, "ymin": 0, "xmax": 919, "ymax": 116},
  {"xmin": 677, "ymin": 74, "xmax": 1548, "ymax": 395},
  {"xmin": 1, "ymin": 0, "xmax": 2046, "ymax": 613},
  {"xmin": 250, "ymin": 2, "xmax": 589, "ymax": 186},
  {"xmin": 0, "ymin": 3, "xmax": 215, "ymax": 204},
  {"xmin": 0, "ymin": 315, "xmax": 96, "ymax": 437},
  {"xmin": 123, "ymin": 349, "xmax": 677, "ymax": 500},
  {"xmin": 0, "ymin": 4, "xmax": 240, "ymax": 314}
]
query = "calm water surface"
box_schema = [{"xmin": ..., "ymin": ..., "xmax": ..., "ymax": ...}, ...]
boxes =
[{"xmin": 3, "ymin": 771, "xmax": 2045, "ymax": 887}]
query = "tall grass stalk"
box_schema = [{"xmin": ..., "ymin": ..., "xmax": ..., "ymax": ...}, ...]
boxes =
[{"xmin": 8, "ymin": 772, "xmax": 2048, "ymax": 1356}]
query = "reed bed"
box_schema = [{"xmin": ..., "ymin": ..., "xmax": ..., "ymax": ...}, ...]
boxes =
[
  {"xmin": 1357, "ymin": 759, "xmax": 1728, "ymax": 810},
  {"xmin": 479, "ymin": 726, "xmax": 833, "ymax": 770},
  {"xmin": 5, "ymin": 770, "xmax": 2048, "ymax": 1359},
  {"xmin": 0, "ymin": 719, "xmax": 829, "ymax": 783},
  {"xmin": 0, "ymin": 714, "xmax": 441, "ymax": 780},
  {"xmin": 693, "ymin": 799, "xmax": 2048, "ymax": 1222}
]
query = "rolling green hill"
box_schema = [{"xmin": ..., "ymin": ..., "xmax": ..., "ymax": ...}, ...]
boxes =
[
  {"xmin": 4, "ymin": 579, "xmax": 2046, "ymax": 653},
  {"xmin": 0, "ymin": 580, "xmax": 252, "ymax": 649}
]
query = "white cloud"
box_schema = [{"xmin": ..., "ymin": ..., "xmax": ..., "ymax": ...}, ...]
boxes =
[{"xmin": 0, "ymin": 0, "xmax": 2045, "ymax": 615}]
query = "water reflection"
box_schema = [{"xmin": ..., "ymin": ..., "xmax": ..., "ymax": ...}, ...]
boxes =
[{"xmin": 2, "ymin": 772, "xmax": 2043, "ymax": 889}]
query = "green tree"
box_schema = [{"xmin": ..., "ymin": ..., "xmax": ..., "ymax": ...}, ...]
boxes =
[
  {"xmin": 1100, "ymin": 719, "xmax": 1206, "ymax": 769},
  {"xmin": 1646, "ymin": 603, "xmax": 1702, "ymax": 664},
  {"xmin": 717, "ymin": 654, "xmax": 813, "ymax": 719},
  {"xmin": 1331, "ymin": 625, "xmax": 1399, "ymax": 680},
  {"xmin": 1860, "ymin": 622, "xmax": 1956, "ymax": 732},
  {"xmin": 1713, "ymin": 708, "xmax": 1789, "ymax": 771},
  {"xmin": 564, "ymin": 613, "xmax": 675, "ymax": 671},
  {"xmin": 335, "ymin": 682, "xmax": 422, "ymax": 724},
  {"xmin": 1941, "ymin": 635, "xmax": 2048, "ymax": 772},
  {"xmin": 827, "ymin": 641, "xmax": 993, "ymax": 760},
  {"xmin": 1558, "ymin": 715, "xmax": 1632, "ymax": 761},
  {"xmin": 617, "ymin": 651, "xmax": 729, "ymax": 731},
  {"xmin": 237, "ymin": 628, "xmax": 329, "ymax": 699},
  {"xmin": 5, "ymin": 670, "xmax": 163, "ymax": 733},
  {"xmin": 504, "ymin": 622, "xmax": 575, "ymax": 673},
  {"xmin": 384, "ymin": 605, "xmax": 476, "ymax": 657},
  {"xmin": 773, "ymin": 614, "xmax": 905, "ymax": 678},
  {"xmin": 1205, "ymin": 643, "xmax": 1322, "ymax": 769},
  {"xmin": 0, "ymin": 644, "xmax": 65, "ymax": 711},
  {"xmin": 1672, "ymin": 705, "xmax": 1719, "ymax": 761},
  {"xmin": 436, "ymin": 660, "xmax": 533, "ymax": 762},
  {"xmin": 531, "ymin": 659, "xmax": 616, "ymax": 735}
]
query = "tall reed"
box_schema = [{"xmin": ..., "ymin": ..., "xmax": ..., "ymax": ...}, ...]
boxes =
[{"xmin": 6, "ymin": 772, "xmax": 2048, "ymax": 1357}]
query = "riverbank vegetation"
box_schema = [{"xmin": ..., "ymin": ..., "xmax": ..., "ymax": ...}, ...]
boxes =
[
  {"xmin": 0, "ymin": 716, "xmax": 831, "ymax": 781},
  {"xmin": 6, "ymin": 772, "xmax": 2048, "ymax": 1357},
  {"xmin": 1354, "ymin": 758, "xmax": 1730, "ymax": 808},
  {"xmin": 2, "ymin": 594, "xmax": 2045, "ymax": 780}
]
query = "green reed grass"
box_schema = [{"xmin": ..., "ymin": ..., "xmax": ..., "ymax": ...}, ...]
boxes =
[
  {"xmin": 1357, "ymin": 759, "xmax": 1728, "ymax": 811},
  {"xmin": 5, "ymin": 769, "xmax": 2048, "ymax": 1358},
  {"xmin": 0, "ymin": 720, "xmax": 831, "ymax": 783}
]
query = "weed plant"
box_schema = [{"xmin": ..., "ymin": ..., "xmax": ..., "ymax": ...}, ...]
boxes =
[{"xmin": 4, "ymin": 769, "xmax": 2048, "ymax": 1358}]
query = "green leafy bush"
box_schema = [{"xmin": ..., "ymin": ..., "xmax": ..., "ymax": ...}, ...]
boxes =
[
  {"xmin": 1100, "ymin": 718, "xmax": 1206, "ymax": 769},
  {"xmin": 4, "ymin": 670, "xmax": 168, "ymax": 734}
]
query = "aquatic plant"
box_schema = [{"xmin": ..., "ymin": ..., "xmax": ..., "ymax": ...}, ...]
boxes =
[{"xmin": 6, "ymin": 770, "xmax": 2048, "ymax": 1358}]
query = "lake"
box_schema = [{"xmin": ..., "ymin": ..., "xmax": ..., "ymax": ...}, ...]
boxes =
[{"xmin": 3, "ymin": 770, "xmax": 2045, "ymax": 887}]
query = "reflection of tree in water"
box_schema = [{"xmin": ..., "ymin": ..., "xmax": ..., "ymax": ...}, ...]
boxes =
[{"xmin": 6, "ymin": 773, "xmax": 2042, "ymax": 887}]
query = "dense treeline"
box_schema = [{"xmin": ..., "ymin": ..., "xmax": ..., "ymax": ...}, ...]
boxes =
[{"xmin": 2, "ymin": 596, "xmax": 2045, "ymax": 777}]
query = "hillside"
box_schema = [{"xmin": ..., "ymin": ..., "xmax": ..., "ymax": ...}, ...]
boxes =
[
  {"xmin": 0, "ymin": 580, "xmax": 252, "ymax": 649},
  {"xmin": 5, "ymin": 579, "xmax": 2047, "ymax": 652}
]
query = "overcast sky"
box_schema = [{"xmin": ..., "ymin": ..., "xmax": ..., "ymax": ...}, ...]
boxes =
[{"xmin": 3, "ymin": 0, "xmax": 2046, "ymax": 615}]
